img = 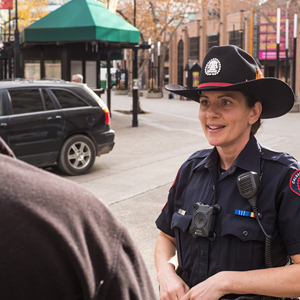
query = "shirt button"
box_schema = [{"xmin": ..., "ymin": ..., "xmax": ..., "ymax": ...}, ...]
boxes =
[
  {"xmin": 212, "ymin": 185, "xmax": 215, "ymax": 190},
  {"xmin": 200, "ymin": 250, "xmax": 205, "ymax": 256},
  {"xmin": 243, "ymin": 231, "xmax": 248, "ymax": 237}
]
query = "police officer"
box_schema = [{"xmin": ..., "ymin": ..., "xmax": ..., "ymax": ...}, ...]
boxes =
[{"xmin": 155, "ymin": 45, "xmax": 300, "ymax": 300}]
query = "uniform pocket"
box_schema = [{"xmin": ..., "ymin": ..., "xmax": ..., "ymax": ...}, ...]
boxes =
[
  {"xmin": 221, "ymin": 214, "xmax": 267, "ymax": 242},
  {"xmin": 218, "ymin": 214, "xmax": 273, "ymax": 270}
]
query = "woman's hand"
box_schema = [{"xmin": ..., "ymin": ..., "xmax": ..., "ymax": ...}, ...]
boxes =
[
  {"xmin": 180, "ymin": 272, "xmax": 226, "ymax": 300},
  {"xmin": 158, "ymin": 266, "xmax": 190, "ymax": 300},
  {"xmin": 155, "ymin": 231, "xmax": 190, "ymax": 299}
]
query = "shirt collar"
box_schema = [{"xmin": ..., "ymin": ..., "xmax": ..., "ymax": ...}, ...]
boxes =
[
  {"xmin": 234, "ymin": 134, "xmax": 261, "ymax": 175},
  {"xmin": 193, "ymin": 134, "xmax": 261, "ymax": 175}
]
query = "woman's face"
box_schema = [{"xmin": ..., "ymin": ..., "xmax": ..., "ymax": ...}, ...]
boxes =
[{"xmin": 198, "ymin": 90, "xmax": 262, "ymax": 152}]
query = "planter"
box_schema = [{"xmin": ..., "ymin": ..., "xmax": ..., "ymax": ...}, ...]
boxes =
[
  {"xmin": 290, "ymin": 102, "xmax": 300, "ymax": 112},
  {"xmin": 145, "ymin": 92, "xmax": 163, "ymax": 98},
  {"xmin": 114, "ymin": 90, "xmax": 128, "ymax": 95}
]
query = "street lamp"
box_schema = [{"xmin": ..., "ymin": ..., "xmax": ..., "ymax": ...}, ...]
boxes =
[
  {"xmin": 151, "ymin": 44, "xmax": 154, "ymax": 92},
  {"xmin": 124, "ymin": 49, "xmax": 126, "ymax": 70},
  {"xmin": 132, "ymin": 0, "xmax": 138, "ymax": 127},
  {"xmin": 292, "ymin": 14, "xmax": 297, "ymax": 93},
  {"xmin": 276, "ymin": 8, "xmax": 280, "ymax": 78},
  {"xmin": 13, "ymin": 0, "xmax": 20, "ymax": 78},
  {"xmin": 148, "ymin": 38, "xmax": 151, "ymax": 90},
  {"xmin": 285, "ymin": 18, "xmax": 289, "ymax": 83},
  {"xmin": 157, "ymin": 41, "xmax": 160, "ymax": 92}
]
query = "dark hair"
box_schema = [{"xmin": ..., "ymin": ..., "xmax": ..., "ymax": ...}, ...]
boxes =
[{"xmin": 242, "ymin": 92, "xmax": 262, "ymax": 135}]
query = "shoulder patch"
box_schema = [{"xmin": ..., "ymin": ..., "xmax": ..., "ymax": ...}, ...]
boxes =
[{"xmin": 290, "ymin": 170, "xmax": 300, "ymax": 196}]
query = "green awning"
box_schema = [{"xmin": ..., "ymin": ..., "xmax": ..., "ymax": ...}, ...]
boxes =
[{"xmin": 21, "ymin": 0, "xmax": 140, "ymax": 44}]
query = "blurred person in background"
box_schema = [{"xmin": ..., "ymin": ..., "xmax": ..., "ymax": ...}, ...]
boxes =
[{"xmin": 72, "ymin": 74, "xmax": 83, "ymax": 83}]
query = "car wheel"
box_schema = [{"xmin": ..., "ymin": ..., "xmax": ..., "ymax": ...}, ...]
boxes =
[{"xmin": 58, "ymin": 135, "xmax": 96, "ymax": 176}]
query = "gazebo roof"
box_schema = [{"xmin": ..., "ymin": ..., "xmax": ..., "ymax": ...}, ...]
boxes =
[{"xmin": 21, "ymin": 0, "xmax": 140, "ymax": 44}]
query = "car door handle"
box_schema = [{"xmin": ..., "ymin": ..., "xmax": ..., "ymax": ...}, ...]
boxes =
[
  {"xmin": 0, "ymin": 123, "xmax": 7, "ymax": 127},
  {"xmin": 47, "ymin": 116, "xmax": 62, "ymax": 120}
]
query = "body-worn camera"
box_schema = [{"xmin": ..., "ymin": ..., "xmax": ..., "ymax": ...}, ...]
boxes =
[{"xmin": 189, "ymin": 202, "xmax": 220, "ymax": 241}]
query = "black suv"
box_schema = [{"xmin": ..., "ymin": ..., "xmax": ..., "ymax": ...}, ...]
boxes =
[{"xmin": 0, "ymin": 80, "xmax": 115, "ymax": 175}]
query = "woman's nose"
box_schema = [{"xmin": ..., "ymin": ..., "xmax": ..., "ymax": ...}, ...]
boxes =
[{"xmin": 206, "ymin": 104, "xmax": 220, "ymax": 118}]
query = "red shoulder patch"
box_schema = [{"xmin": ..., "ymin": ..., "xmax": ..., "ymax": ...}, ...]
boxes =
[{"xmin": 290, "ymin": 170, "xmax": 300, "ymax": 196}]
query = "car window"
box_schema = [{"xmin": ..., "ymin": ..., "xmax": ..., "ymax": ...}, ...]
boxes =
[
  {"xmin": 51, "ymin": 89, "xmax": 89, "ymax": 109},
  {"xmin": 9, "ymin": 89, "xmax": 44, "ymax": 115},
  {"xmin": 42, "ymin": 90, "xmax": 56, "ymax": 110}
]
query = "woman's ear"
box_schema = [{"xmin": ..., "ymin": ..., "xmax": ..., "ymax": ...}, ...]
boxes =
[{"xmin": 250, "ymin": 101, "xmax": 262, "ymax": 124}]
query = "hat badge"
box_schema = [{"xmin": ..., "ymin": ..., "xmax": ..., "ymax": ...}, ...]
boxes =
[{"xmin": 204, "ymin": 58, "xmax": 221, "ymax": 76}]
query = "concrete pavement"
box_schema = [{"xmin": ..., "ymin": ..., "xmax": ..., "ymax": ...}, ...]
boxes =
[{"xmin": 50, "ymin": 90, "xmax": 300, "ymax": 299}]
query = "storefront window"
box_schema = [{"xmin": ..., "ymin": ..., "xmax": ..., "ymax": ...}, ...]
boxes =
[
  {"xmin": 45, "ymin": 60, "xmax": 61, "ymax": 79},
  {"xmin": 24, "ymin": 61, "xmax": 40, "ymax": 80}
]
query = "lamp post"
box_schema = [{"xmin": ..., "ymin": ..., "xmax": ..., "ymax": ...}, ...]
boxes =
[
  {"xmin": 276, "ymin": 8, "xmax": 280, "ymax": 78},
  {"xmin": 285, "ymin": 18, "xmax": 289, "ymax": 83},
  {"xmin": 292, "ymin": 14, "xmax": 297, "ymax": 93},
  {"xmin": 264, "ymin": 22, "xmax": 268, "ymax": 76},
  {"xmin": 132, "ymin": 0, "xmax": 138, "ymax": 127},
  {"xmin": 124, "ymin": 48, "xmax": 127, "ymax": 90},
  {"xmin": 14, "ymin": 0, "xmax": 20, "ymax": 78},
  {"xmin": 148, "ymin": 38, "xmax": 151, "ymax": 90},
  {"xmin": 151, "ymin": 44, "xmax": 154, "ymax": 92},
  {"xmin": 157, "ymin": 41, "xmax": 160, "ymax": 92},
  {"xmin": 124, "ymin": 49, "xmax": 126, "ymax": 70}
]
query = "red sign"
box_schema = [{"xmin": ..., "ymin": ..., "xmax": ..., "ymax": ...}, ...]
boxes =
[{"xmin": 0, "ymin": 0, "xmax": 13, "ymax": 10}]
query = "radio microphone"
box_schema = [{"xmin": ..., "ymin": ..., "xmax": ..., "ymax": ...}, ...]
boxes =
[{"xmin": 237, "ymin": 171, "xmax": 260, "ymax": 207}]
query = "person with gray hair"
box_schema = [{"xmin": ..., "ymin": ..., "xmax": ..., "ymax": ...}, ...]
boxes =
[{"xmin": 72, "ymin": 74, "xmax": 83, "ymax": 83}]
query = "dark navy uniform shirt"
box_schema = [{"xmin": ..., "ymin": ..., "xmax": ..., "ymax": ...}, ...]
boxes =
[{"xmin": 156, "ymin": 134, "xmax": 300, "ymax": 288}]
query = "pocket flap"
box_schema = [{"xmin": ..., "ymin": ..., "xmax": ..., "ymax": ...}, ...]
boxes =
[
  {"xmin": 171, "ymin": 212, "xmax": 192, "ymax": 232},
  {"xmin": 221, "ymin": 214, "xmax": 272, "ymax": 242}
]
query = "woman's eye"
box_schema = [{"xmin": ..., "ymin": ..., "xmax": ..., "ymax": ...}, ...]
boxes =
[
  {"xmin": 200, "ymin": 99, "xmax": 209, "ymax": 106},
  {"xmin": 221, "ymin": 99, "xmax": 231, "ymax": 106}
]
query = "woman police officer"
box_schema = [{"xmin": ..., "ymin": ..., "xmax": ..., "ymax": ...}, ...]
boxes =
[{"xmin": 154, "ymin": 45, "xmax": 300, "ymax": 300}]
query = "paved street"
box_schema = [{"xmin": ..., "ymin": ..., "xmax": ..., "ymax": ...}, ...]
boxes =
[{"xmin": 49, "ymin": 90, "xmax": 300, "ymax": 299}]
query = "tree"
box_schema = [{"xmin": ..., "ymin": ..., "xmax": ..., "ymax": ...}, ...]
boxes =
[
  {"xmin": 116, "ymin": 0, "xmax": 220, "ymax": 92},
  {"xmin": 18, "ymin": 0, "xmax": 50, "ymax": 30},
  {"xmin": 0, "ymin": 0, "xmax": 54, "ymax": 35}
]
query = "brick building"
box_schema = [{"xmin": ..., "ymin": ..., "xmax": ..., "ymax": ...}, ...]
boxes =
[{"xmin": 163, "ymin": 0, "xmax": 300, "ymax": 99}]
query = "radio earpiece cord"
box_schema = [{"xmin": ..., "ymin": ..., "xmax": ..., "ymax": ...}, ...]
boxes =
[{"xmin": 237, "ymin": 171, "xmax": 272, "ymax": 268}]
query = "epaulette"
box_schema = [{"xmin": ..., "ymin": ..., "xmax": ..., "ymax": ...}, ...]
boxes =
[
  {"xmin": 186, "ymin": 149, "xmax": 212, "ymax": 162},
  {"xmin": 260, "ymin": 145, "xmax": 300, "ymax": 169}
]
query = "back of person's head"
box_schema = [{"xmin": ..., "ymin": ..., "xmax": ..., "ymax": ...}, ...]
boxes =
[{"xmin": 72, "ymin": 74, "xmax": 83, "ymax": 83}]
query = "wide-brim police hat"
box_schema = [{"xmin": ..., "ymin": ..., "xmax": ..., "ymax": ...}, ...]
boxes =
[{"xmin": 165, "ymin": 45, "xmax": 295, "ymax": 119}]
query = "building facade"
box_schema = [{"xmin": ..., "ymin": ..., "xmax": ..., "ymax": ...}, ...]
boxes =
[{"xmin": 164, "ymin": 0, "xmax": 300, "ymax": 99}]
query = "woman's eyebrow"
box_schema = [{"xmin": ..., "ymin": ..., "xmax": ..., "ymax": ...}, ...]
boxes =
[{"xmin": 199, "ymin": 94, "xmax": 209, "ymax": 98}]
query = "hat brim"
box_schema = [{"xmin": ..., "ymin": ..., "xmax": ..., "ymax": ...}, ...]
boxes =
[{"xmin": 165, "ymin": 78, "xmax": 295, "ymax": 119}]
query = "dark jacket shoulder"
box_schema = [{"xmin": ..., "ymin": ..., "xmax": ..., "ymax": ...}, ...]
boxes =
[{"xmin": 261, "ymin": 145, "xmax": 300, "ymax": 169}]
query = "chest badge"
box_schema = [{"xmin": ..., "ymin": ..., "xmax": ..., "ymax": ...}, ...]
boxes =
[{"xmin": 290, "ymin": 170, "xmax": 300, "ymax": 196}]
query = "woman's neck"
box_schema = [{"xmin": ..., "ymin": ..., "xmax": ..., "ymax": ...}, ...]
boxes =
[{"xmin": 217, "ymin": 140, "xmax": 249, "ymax": 170}]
